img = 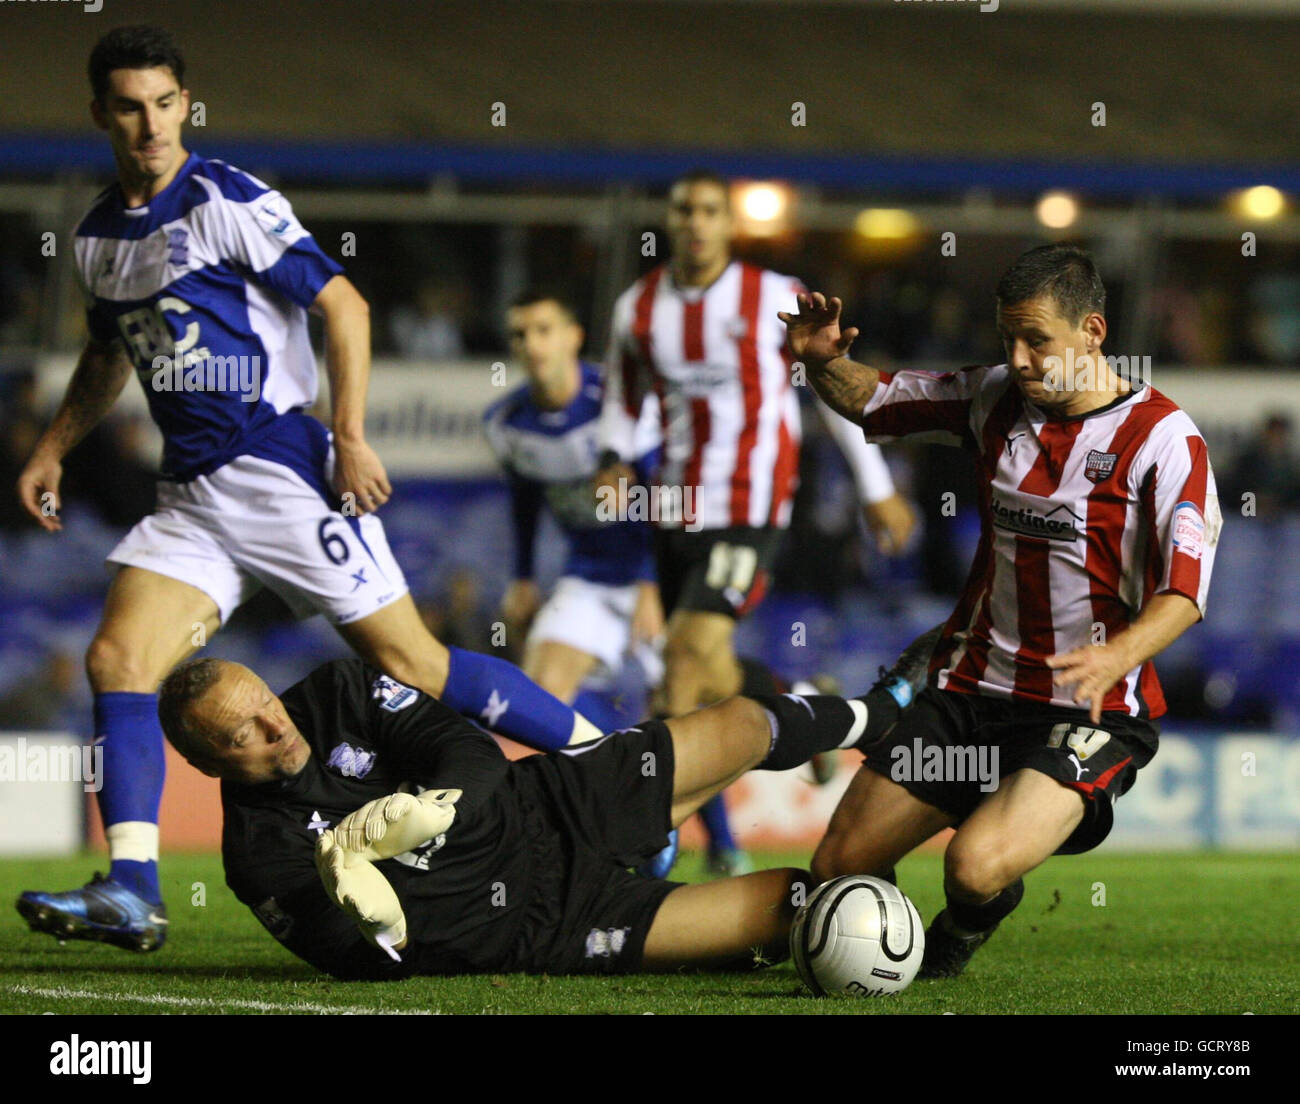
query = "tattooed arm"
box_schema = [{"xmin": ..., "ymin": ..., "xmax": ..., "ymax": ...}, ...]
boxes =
[
  {"xmin": 778, "ymin": 291, "xmax": 881, "ymax": 424},
  {"xmin": 16, "ymin": 337, "xmax": 132, "ymax": 532}
]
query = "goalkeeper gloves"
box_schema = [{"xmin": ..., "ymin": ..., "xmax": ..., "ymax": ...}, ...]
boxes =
[
  {"xmin": 315, "ymin": 830, "xmax": 408, "ymax": 961},
  {"xmin": 332, "ymin": 787, "xmax": 461, "ymax": 862}
]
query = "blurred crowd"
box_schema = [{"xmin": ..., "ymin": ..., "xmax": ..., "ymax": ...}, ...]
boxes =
[{"xmin": 3, "ymin": 216, "xmax": 1299, "ymax": 369}]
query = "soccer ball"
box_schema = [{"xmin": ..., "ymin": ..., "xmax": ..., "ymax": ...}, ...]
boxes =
[{"xmin": 790, "ymin": 875, "xmax": 925, "ymax": 997}]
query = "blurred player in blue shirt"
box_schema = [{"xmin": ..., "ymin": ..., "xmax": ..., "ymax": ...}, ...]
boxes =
[{"xmin": 485, "ymin": 289, "xmax": 665, "ymax": 709}]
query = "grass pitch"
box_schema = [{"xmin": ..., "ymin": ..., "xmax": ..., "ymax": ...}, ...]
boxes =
[{"xmin": 1, "ymin": 851, "xmax": 1295, "ymax": 1015}]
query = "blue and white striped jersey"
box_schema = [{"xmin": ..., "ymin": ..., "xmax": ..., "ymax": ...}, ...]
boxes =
[
  {"xmin": 73, "ymin": 151, "xmax": 344, "ymax": 483},
  {"xmin": 484, "ymin": 362, "xmax": 661, "ymax": 587}
]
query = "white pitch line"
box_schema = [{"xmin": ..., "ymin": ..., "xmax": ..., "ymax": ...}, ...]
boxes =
[{"xmin": 5, "ymin": 984, "xmax": 434, "ymax": 1016}]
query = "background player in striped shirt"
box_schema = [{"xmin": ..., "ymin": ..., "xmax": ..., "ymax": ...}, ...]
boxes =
[
  {"xmin": 599, "ymin": 169, "xmax": 916, "ymax": 874},
  {"xmin": 14, "ymin": 26, "xmax": 604, "ymax": 955},
  {"xmin": 783, "ymin": 245, "xmax": 1221, "ymax": 978}
]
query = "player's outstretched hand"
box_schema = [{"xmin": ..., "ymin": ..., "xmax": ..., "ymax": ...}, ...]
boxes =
[
  {"xmin": 316, "ymin": 830, "xmax": 408, "ymax": 960},
  {"xmin": 332, "ymin": 436, "xmax": 392, "ymax": 516},
  {"xmin": 778, "ymin": 291, "xmax": 860, "ymax": 369},
  {"xmin": 1046, "ymin": 645, "xmax": 1130, "ymax": 723},
  {"xmin": 16, "ymin": 451, "xmax": 64, "ymax": 532},
  {"xmin": 334, "ymin": 788, "xmax": 462, "ymax": 862},
  {"xmin": 863, "ymin": 493, "xmax": 918, "ymax": 556}
]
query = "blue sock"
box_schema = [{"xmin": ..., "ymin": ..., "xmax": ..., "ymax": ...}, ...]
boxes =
[
  {"xmin": 572, "ymin": 688, "xmax": 624, "ymax": 735},
  {"xmin": 94, "ymin": 692, "xmax": 165, "ymax": 904},
  {"xmin": 110, "ymin": 859, "xmax": 160, "ymax": 903},
  {"xmin": 698, "ymin": 792, "xmax": 738, "ymax": 853},
  {"xmin": 440, "ymin": 647, "xmax": 580, "ymax": 752}
]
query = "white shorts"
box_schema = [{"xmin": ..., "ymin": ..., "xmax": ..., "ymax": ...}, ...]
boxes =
[
  {"xmin": 527, "ymin": 575, "xmax": 659, "ymax": 679},
  {"xmin": 107, "ymin": 454, "xmax": 409, "ymax": 626}
]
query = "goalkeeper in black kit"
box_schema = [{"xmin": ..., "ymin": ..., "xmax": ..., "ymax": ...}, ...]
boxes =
[{"xmin": 156, "ymin": 656, "xmax": 913, "ymax": 979}]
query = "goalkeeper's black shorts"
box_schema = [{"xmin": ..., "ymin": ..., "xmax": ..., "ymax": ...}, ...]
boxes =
[{"xmin": 500, "ymin": 719, "xmax": 684, "ymax": 974}]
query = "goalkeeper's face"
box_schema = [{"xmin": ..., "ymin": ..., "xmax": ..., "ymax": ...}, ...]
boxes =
[{"xmin": 190, "ymin": 666, "xmax": 312, "ymax": 784}]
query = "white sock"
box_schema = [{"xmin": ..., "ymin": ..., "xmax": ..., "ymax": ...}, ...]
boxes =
[
  {"xmin": 568, "ymin": 713, "xmax": 604, "ymax": 746},
  {"xmin": 838, "ymin": 700, "xmax": 869, "ymax": 748},
  {"xmin": 105, "ymin": 821, "xmax": 159, "ymax": 864}
]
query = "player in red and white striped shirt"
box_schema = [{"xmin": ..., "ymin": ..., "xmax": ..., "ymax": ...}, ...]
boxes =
[
  {"xmin": 785, "ymin": 245, "xmax": 1221, "ymax": 978},
  {"xmin": 599, "ymin": 170, "xmax": 914, "ymax": 873}
]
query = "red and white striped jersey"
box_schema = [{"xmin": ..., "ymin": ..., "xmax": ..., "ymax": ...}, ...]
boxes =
[
  {"xmin": 862, "ymin": 363, "xmax": 1221, "ymax": 719},
  {"xmin": 600, "ymin": 261, "xmax": 803, "ymax": 531}
]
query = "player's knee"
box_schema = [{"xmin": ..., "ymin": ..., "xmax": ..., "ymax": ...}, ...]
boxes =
[
  {"xmin": 368, "ymin": 646, "xmax": 450, "ymax": 699},
  {"xmin": 778, "ymin": 867, "xmax": 814, "ymax": 927},
  {"xmin": 943, "ymin": 836, "xmax": 1011, "ymax": 902},
  {"xmin": 715, "ymin": 695, "xmax": 771, "ymax": 763},
  {"xmin": 811, "ymin": 830, "xmax": 868, "ymax": 883},
  {"xmin": 751, "ymin": 867, "xmax": 812, "ymax": 961},
  {"xmin": 663, "ymin": 632, "xmax": 709, "ymax": 676},
  {"xmin": 811, "ymin": 827, "xmax": 863, "ymax": 879},
  {"xmin": 810, "ymin": 835, "xmax": 840, "ymax": 884},
  {"xmin": 523, "ymin": 657, "xmax": 580, "ymax": 704},
  {"xmin": 85, "ymin": 633, "xmax": 157, "ymax": 693}
]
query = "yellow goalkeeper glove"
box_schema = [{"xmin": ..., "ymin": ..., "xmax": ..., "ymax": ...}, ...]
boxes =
[
  {"xmin": 315, "ymin": 830, "xmax": 408, "ymax": 961},
  {"xmin": 332, "ymin": 788, "xmax": 462, "ymax": 862}
]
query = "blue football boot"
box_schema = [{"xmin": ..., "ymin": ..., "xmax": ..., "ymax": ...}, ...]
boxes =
[
  {"xmin": 16, "ymin": 872, "xmax": 168, "ymax": 953},
  {"xmin": 705, "ymin": 846, "xmax": 754, "ymax": 878},
  {"xmin": 635, "ymin": 829, "xmax": 680, "ymax": 879}
]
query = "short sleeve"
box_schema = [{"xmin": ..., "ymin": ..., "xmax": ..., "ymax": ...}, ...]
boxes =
[
  {"xmin": 202, "ymin": 172, "xmax": 343, "ymax": 308},
  {"xmin": 1133, "ymin": 415, "xmax": 1221, "ymax": 616}
]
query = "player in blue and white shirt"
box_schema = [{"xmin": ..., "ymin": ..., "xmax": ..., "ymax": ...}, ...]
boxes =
[
  {"xmin": 485, "ymin": 289, "xmax": 665, "ymax": 708},
  {"xmin": 14, "ymin": 26, "xmax": 603, "ymax": 954}
]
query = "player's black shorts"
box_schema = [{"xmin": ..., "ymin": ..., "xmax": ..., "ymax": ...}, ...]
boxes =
[
  {"xmin": 861, "ymin": 686, "xmax": 1157, "ymax": 854},
  {"xmin": 655, "ymin": 524, "xmax": 785, "ymax": 619},
  {"xmin": 505, "ymin": 720, "xmax": 683, "ymax": 974}
]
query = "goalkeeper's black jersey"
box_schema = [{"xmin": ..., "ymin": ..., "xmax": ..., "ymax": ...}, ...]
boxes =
[{"xmin": 220, "ymin": 658, "xmax": 550, "ymax": 980}]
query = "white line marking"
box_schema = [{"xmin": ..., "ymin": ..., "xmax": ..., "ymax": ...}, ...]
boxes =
[{"xmin": 5, "ymin": 984, "xmax": 434, "ymax": 1016}]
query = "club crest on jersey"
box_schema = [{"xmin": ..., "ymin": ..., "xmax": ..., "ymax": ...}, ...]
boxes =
[
  {"xmin": 584, "ymin": 926, "xmax": 631, "ymax": 959},
  {"xmin": 1084, "ymin": 449, "xmax": 1118, "ymax": 484},
  {"xmin": 371, "ymin": 674, "xmax": 419, "ymax": 713},
  {"xmin": 725, "ymin": 317, "xmax": 749, "ymax": 340},
  {"xmin": 253, "ymin": 896, "xmax": 294, "ymax": 940},
  {"xmin": 167, "ymin": 228, "xmax": 189, "ymax": 267},
  {"xmin": 326, "ymin": 742, "xmax": 376, "ymax": 779}
]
